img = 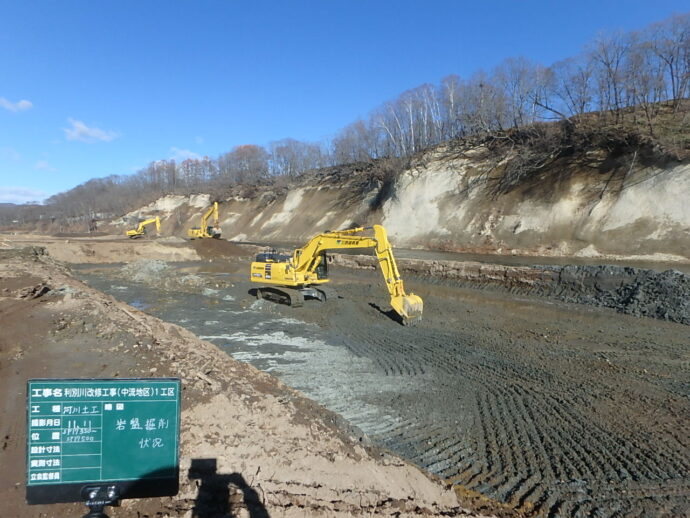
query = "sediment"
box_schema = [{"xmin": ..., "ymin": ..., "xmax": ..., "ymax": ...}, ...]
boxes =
[
  {"xmin": 0, "ymin": 246, "xmax": 483, "ymax": 517},
  {"xmin": 2, "ymin": 236, "xmax": 689, "ymax": 518}
]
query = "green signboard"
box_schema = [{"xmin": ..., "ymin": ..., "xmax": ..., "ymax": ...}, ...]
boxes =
[{"xmin": 26, "ymin": 378, "xmax": 181, "ymax": 505}]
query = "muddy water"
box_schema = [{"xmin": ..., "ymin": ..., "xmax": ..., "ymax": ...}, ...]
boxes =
[
  {"xmin": 75, "ymin": 265, "xmax": 429, "ymax": 440},
  {"xmin": 75, "ymin": 262, "xmax": 690, "ymax": 518}
]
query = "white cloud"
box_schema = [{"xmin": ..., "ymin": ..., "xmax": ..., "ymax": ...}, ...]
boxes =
[
  {"xmin": 34, "ymin": 160, "xmax": 56, "ymax": 172},
  {"xmin": 0, "ymin": 186, "xmax": 49, "ymax": 204},
  {"xmin": 0, "ymin": 147, "xmax": 21, "ymax": 161},
  {"xmin": 0, "ymin": 97, "xmax": 33, "ymax": 112},
  {"xmin": 64, "ymin": 118, "xmax": 118, "ymax": 143},
  {"xmin": 170, "ymin": 147, "xmax": 201, "ymax": 161}
]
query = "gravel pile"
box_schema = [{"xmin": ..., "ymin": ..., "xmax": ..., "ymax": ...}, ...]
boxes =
[{"xmin": 121, "ymin": 259, "xmax": 170, "ymax": 283}]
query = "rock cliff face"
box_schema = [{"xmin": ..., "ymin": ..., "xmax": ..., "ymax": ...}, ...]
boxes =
[
  {"xmin": 380, "ymin": 145, "xmax": 689, "ymax": 261},
  {"xmin": 119, "ymin": 141, "xmax": 690, "ymax": 262}
]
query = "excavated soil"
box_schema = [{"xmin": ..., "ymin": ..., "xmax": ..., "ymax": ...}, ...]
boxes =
[
  {"xmin": 75, "ymin": 254, "xmax": 690, "ymax": 518},
  {"xmin": 3, "ymin": 235, "xmax": 689, "ymax": 517},
  {"xmin": 191, "ymin": 238, "xmax": 252, "ymax": 259},
  {"xmin": 334, "ymin": 255, "xmax": 690, "ymax": 325},
  {"xmin": 0, "ymin": 247, "xmax": 487, "ymax": 518}
]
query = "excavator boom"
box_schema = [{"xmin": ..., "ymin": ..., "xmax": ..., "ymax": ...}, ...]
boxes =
[
  {"xmin": 250, "ymin": 225, "xmax": 423, "ymax": 325},
  {"xmin": 187, "ymin": 202, "xmax": 222, "ymax": 239}
]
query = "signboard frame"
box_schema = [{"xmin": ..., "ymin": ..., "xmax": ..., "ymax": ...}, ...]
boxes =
[{"xmin": 26, "ymin": 377, "xmax": 181, "ymax": 506}]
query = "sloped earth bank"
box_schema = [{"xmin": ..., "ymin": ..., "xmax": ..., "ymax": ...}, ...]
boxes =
[
  {"xmin": 0, "ymin": 233, "xmax": 200, "ymax": 263},
  {"xmin": 75, "ymin": 256, "xmax": 690, "ymax": 518},
  {"xmin": 0, "ymin": 248, "xmax": 486, "ymax": 518},
  {"xmin": 110, "ymin": 151, "xmax": 690, "ymax": 261},
  {"xmin": 332, "ymin": 255, "xmax": 690, "ymax": 325}
]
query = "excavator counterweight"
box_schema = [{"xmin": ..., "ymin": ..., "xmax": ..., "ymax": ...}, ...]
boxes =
[{"xmin": 249, "ymin": 225, "xmax": 423, "ymax": 325}]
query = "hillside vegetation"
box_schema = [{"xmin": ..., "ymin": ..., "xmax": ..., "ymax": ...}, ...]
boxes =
[
  {"xmin": 98, "ymin": 108, "xmax": 687, "ymax": 263},
  {"xmin": 2, "ymin": 13, "xmax": 688, "ymax": 233}
]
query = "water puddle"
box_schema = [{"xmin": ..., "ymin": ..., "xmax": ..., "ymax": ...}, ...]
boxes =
[{"xmin": 74, "ymin": 263, "xmax": 421, "ymax": 436}]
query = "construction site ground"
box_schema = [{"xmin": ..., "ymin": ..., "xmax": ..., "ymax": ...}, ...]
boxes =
[{"xmin": 1, "ymin": 234, "xmax": 689, "ymax": 517}]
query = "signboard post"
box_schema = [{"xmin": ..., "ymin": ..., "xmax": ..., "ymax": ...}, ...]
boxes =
[{"xmin": 26, "ymin": 378, "xmax": 181, "ymax": 516}]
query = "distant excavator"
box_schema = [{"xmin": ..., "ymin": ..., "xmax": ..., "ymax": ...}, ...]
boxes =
[
  {"xmin": 249, "ymin": 225, "xmax": 423, "ymax": 325},
  {"xmin": 125, "ymin": 216, "xmax": 160, "ymax": 239},
  {"xmin": 187, "ymin": 201, "xmax": 222, "ymax": 239}
]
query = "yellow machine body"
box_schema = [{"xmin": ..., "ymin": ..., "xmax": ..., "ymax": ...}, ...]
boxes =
[
  {"xmin": 125, "ymin": 216, "xmax": 160, "ymax": 238},
  {"xmin": 187, "ymin": 201, "xmax": 222, "ymax": 239},
  {"xmin": 250, "ymin": 225, "xmax": 423, "ymax": 324}
]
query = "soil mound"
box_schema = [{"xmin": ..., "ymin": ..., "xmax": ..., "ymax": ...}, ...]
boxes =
[
  {"xmin": 118, "ymin": 259, "xmax": 212, "ymax": 291},
  {"xmin": 121, "ymin": 258, "xmax": 170, "ymax": 282}
]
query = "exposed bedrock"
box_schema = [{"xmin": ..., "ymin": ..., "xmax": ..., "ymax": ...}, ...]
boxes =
[{"xmin": 333, "ymin": 254, "xmax": 690, "ymax": 325}]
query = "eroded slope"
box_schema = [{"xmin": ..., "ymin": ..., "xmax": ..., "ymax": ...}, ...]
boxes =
[{"xmin": 114, "ymin": 141, "xmax": 690, "ymax": 263}]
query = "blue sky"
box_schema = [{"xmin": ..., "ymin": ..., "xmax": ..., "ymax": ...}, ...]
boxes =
[{"xmin": 0, "ymin": 0, "xmax": 688, "ymax": 204}]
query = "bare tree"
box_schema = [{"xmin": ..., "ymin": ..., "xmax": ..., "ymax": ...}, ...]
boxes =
[
  {"xmin": 494, "ymin": 57, "xmax": 542, "ymax": 128},
  {"xmin": 647, "ymin": 13, "xmax": 690, "ymax": 107},
  {"xmin": 439, "ymin": 74, "xmax": 463, "ymax": 138},
  {"xmin": 269, "ymin": 138, "xmax": 328, "ymax": 176},
  {"xmin": 219, "ymin": 145, "xmax": 269, "ymax": 184},
  {"xmin": 547, "ymin": 57, "xmax": 595, "ymax": 116},
  {"xmin": 590, "ymin": 32, "xmax": 630, "ymax": 119}
]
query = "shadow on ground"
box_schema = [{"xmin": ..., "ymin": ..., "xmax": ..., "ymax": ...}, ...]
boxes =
[
  {"xmin": 189, "ymin": 458, "xmax": 270, "ymax": 518},
  {"xmin": 368, "ymin": 302, "xmax": 403, "ymax": 324}
]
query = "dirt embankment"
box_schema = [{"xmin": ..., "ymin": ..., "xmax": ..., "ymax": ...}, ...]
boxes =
[
  {"xmin": 333, "ymin": 254, "xmax": 690, "ymax": 325},
  {"xmin": 0, "ymin": 233, "xmax": 199, "ymax": 263},
  {"xmin": 106, "ymin": 138, "xmax": 690, "ymax": 264},
  {"xmin": 0, "ymin": 246, "xmax": 494, "ymax": 517}
]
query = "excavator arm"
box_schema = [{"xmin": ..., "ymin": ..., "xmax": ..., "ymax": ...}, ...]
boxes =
[
  {"xmin": 200, "ymin": 202, "xmax": 219, "ymax": 229},
  {"xmin": 126, "ymin": 216, "xmax": 161, "ymax": 238},
  {"xmin": 187, "ymin": 202, "xmax": 221, "ymax": 239},
  {"xmin": 252, "ymin": 225, "xmax": 423, "ymax": 324}
]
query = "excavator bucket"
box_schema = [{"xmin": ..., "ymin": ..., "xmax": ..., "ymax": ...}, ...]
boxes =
[{"xmin": 390, "ymin": 293, "xmax": 424, "ymax": 326}]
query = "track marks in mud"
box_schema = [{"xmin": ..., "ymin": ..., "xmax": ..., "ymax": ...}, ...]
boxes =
[
  {"xmin": 81, "ymin": 264, "xmax": 690, "ymax": 518},
  {"xmin": 319, "ymin": 288, "xmax": 690, "ymax": 517}
]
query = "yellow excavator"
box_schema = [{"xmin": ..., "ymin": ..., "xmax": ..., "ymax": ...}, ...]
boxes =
[
  {"xmin": 125, "ymin": 216, "xmax": 161, "ymax": 238},
  {"xmin": 249, "ymin": 225, "xmax": 423, "ymax": 325},
  {"xmin": 187, "ymin": 201, "xmax": 222, "ymax": 239}
]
